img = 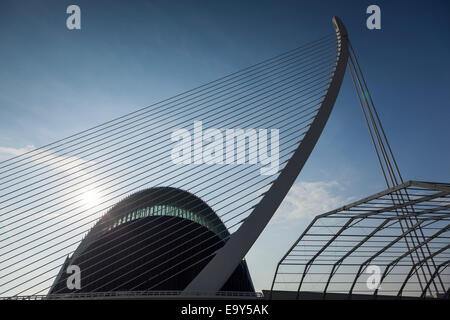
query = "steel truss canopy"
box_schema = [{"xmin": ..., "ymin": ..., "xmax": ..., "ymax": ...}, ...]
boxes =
[{"xmin": 271, "ymin": 181, "xmax": 450, "ymax": 299}]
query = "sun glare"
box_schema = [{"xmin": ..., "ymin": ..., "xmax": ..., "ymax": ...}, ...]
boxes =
[{"xmin": 81, "ymin": 189, "xmax": 101, "ymax": 207}]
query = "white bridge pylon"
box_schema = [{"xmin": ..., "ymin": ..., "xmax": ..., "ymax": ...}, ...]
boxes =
[{"xmin": 184, "ymin": 16, "xmax": 350, "ymax": 293}]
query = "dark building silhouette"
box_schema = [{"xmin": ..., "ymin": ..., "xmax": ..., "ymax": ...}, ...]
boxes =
[{"xmin": 49, "ymin": 187, "xmax": 254, "ymax": 294}]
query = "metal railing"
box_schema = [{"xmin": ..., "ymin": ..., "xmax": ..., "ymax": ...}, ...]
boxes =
[{"xmin": 1, "ymin": 290, "xmax": 264, "ymax": 300}]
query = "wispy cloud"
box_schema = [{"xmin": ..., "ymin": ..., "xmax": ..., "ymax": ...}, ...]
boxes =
[
  {"xmin": 0, "ymin": 145, "xmax": 35, "ymax": 157},
  {"xmin": 0, "ymin": 145, "xmax": 94, "ymax": 177},
  {"xmin": 0, "ymin": 145, "xmax": 106, "ymax": 220},
  {"xmin": 274, "ymin": 180, "xmax": 354, "ymax": 221}
]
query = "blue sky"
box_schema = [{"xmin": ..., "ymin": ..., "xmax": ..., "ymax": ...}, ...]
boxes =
[{"xmin": 0, "ymin": 0, "xmax": 449, "ymax": 292}]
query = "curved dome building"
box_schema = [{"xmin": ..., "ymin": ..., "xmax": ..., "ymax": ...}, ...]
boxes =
[{"xmin": 49, "ymin": 187, "xmax": 254, "ymax": 294}]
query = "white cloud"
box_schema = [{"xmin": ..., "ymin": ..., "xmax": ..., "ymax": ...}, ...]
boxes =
[
  {"xmin": 0, "ymin": 144, "xmax": 94, "ymax": 176},
  {"xmin": 0, "ymin": 145, "xmax": 105, "ymax": 220},
  {"xmin": 0, "ymin": 145, "xmax": 35, "ymax": 157},
  {"xmin": 274, "ymin": 180, "xmax": 354, "ymax": 221}
]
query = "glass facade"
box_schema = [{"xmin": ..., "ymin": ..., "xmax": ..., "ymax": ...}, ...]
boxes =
[{"xmin": 107, "ymin": 204, "xmax": 222, "ymax": 236}]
